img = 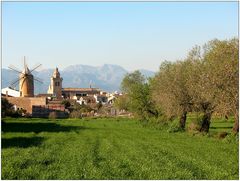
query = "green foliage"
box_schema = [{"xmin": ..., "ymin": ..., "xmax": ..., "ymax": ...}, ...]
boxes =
[
  {"xmin": 1, "ymin": 98, "xmax": 14, "ymax": 117},
  {"xmin": 187, "ymin": 116, "xmax": 202, "ymax": 133},
  {"xmin": 67, "ymin": 103, "xmax": 95, "ymax": 118},
  {"xmin": 48, "ymin": 112, "xmax": 57, "ymax": 119},
  {"xmin": 97, "ymin": 106, "xmax": 111, "ymax": 115},
  {"xmin": 72, "ymin": 103, "xmax": 93, "ymax": 113},
  {"xmin": 117, "ymin": 38, "xmax": 238, "ymax": 133},
  {"xmin": 69, "ymin": 111, "xmax": 82, "ymax": 118},
  {"xmin": 96, "ymin": 102, "xmax": 103, "ymax": 111},
  {"xmin": 61, "ymin": 100, "xmax": 71, "ymax": 109},
  {"xmin": 223, "ymin": 133, "xmax": 239, "ymax": 144},
  {"xmin": 114, "ymin": 94, "xmax": 130, "ymax": 111},
  {"xmin": 121, "ymin": 71, "xmax": 158, "ymax": 120},
  {"xmin": 139, "ymin": 116, "xmax": 170, "ymax": 130},
  {"xmin": 151, "ymin": 61, "xmax": 192, "ymax": 117},
  {"xmin": 2, "ymin": 117, "xmax": 238, "ymax": 180},
  {"xmin": 150, "ymin": 38, "xmax": 239, "ymax": 133},
  {"xmin": 1, "ymin": 98, "xmax": 27, "ymax": 118},
  {"xmin": 167, "ymin": 119, "xmax": 184, "ymax": 133},
  {"xmin": 2, "ymin": 97, "xmax": 13, "ymax": 110},
  {"xmin": 121, "ymin": 70, "xmax": 145, "ymax": 93}
]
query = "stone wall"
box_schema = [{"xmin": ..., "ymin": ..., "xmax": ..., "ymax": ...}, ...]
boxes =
[
  {"xmin": 6, "ymin": 97, "xmax": 46, "ymax": 114},
  {"xmin": 32, "ymin": 105, "xmax": 68, "ymax": 118}
]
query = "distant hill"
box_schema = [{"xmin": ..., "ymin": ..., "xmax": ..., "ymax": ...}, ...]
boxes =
[{"xmin": 2, "ymin": 64, "xmax": 155, "ymax": 94}]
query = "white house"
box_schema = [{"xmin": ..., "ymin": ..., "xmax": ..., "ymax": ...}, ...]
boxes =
[
  {"xmin": 94, "ymin": 94, "xmax": 108, "ymax": 104},
  {"xmin": 1, "ymin": 87, "xmax": 20, "ymax": 97}
]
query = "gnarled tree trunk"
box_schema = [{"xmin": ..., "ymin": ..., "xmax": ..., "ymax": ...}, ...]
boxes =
[
  {"xmin": 199, "ymin": 102, "xmax": 213, "ymax": 133},
  {"xmin": 179, "ymin": 111, "xmax": 187, "ymax": 129},
  {"xmin": 200, "ymin": 111, "xmax": 212, "ymax": 133}
]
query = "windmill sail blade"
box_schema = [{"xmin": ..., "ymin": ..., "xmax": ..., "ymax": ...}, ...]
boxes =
[
  {"xmin": 30, "ymin": 63, "xmax": 42, "ymax": 73},
  {"xmin": 10, "ymin": 77, "xmax": 23, "ymax": 87},
  {"xmin": 8, "ymin": 65, "xmax": 24, "ymax": 74},
  {"xmin": 28, "ymin": 75, "xmax": 43, "ymax": 84},
  {"xmin": 33, "ymin": 77, "xmax": 43, "ymax": 84}
]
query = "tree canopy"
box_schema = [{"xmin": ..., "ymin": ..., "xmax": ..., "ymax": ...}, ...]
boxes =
[{"xmin": 116, "ymin": 38, "xmax": 238, "ymax": 133}]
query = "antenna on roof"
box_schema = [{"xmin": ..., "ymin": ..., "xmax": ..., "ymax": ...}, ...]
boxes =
[{"xmin": 89, "ymin": 80, "xmax": 92, "ymax": 88}]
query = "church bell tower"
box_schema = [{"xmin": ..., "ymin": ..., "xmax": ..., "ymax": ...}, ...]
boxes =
[{"xmin": 48, "ymin": 67, "xmax": 63, "ymax": 99}]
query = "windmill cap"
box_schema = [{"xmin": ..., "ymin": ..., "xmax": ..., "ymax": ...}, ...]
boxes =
[{"xmin": 22, "ymin": 66, "xmax": 32, "ymax": 75}]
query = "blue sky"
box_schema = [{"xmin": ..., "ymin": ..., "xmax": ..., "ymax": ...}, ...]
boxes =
[{"xmin": 2, "ymin": 2, "xmax": 238, "ymax": 71}]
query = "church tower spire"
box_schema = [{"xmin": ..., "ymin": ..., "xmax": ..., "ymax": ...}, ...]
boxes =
[{"xmin": 48, "ymin": 67, "xmax": 63, "ymax": 99}]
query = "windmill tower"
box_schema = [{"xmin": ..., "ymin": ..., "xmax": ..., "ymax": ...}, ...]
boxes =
[{"xmin": 8, "ymin": 57, "xmax": 42, "ymax": 97}]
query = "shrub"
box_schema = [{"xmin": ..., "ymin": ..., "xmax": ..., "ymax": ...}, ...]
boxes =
[
  {"xmin": 139, "ymin": 116, "xmax": 169, "ymax": 130},
  {"xmin": 11, "ymin": 111, "xmax": 22, "ymax": 118},
  {"xmin": 75, "ymin": 104, "xmax": 93, "ymax": 114},
  {"xmin": 223, "ymin": 133, "xmax": 239, "ymax": 143},
  {"xmin": 97, "ymin": 106, "xmax": 111, "ymax": 115},
  {"xmin": 1, "ymin": 98, "xmax": 29, "ymax": 118},
  {"xmin": 1, "ymin": 98, "xmax": 14, "ymax": 117},
  {"xmin": 49, "ymin": 112, "xmax": 57, "ymax": 119},
  {"xmin": 96, "ymin": 102, "xmax": 103, "ymax": 111},
  {"xmin": 25, "ymin": 113, "xmax": 32, "ymax": 118},
  {"xmin": 18, "ymin": 109, "xmax": 27, "ymax": 116},
  {"xmin": 69, "ymin": 111, "xmax": 82, "ymax": 119},
  {"xmin": 187, "ymin": 117, "xmax": 202, "ymax": 133},
  {"xmin": 217, "ymin": 132, "xmax": 228, "ymax": 139},
  {"xmin": 62, "ymin": 100, "xmax": 71, "ymax": 109},
  {"xmin": 167, "ymin": 119, "xmax": 184, "ymax": 133}
]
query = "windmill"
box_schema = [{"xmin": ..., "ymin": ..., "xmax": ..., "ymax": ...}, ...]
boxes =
[{"xmin": 8, "ymin": 56, "xmax": 43, "ymax": 97}]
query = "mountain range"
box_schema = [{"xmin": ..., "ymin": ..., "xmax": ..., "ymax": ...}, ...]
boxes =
[{"xmin": 2, "ymin": 64, "xmax": 155, "ymax": 94}]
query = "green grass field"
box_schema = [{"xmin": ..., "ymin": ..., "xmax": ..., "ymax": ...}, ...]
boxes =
[
  {"xmin": 186, "ymin": 114, "xmax": 236, "ymax": 135},
  {"xmin": 1, "ymin": 117, "xmax": 239, "ymax": 180}
]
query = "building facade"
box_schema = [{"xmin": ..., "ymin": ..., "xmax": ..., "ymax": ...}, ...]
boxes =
[{"xmin": 62, "ymin": 88, "xmax": 101, "ymax": 99}]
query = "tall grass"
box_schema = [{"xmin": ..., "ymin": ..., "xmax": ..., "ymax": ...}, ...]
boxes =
[{"xmin": 1, "ymin": 117, "xmax": 238, "ymax": 179}]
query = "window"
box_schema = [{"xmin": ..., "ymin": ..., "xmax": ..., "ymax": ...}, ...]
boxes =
[{"xmin": 76, "ymin": 93, "xmax": 87, "ymax": 97}]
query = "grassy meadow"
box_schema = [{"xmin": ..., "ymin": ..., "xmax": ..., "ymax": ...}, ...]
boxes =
[{"xmin": 1, "ymin": 117, "xmax": 239, "ymax": 180}]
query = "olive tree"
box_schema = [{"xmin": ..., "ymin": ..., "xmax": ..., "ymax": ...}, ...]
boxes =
[
  {"xmin": 185, "ymin": 53, "xmax": 214, "ymax": 132},
  {"xmin": 186, "ymin": 38, "xmax": 238, "ymax": 133},
  {"xmin": 121, "ymin": 70, "xmax": 158, "ymax": 120},
  {"xmin": 151, "ymin": 60, "xmax": 193, "ymax": 129},
  {"xmin": 203, "ymin": 38, "xmax": 239, "ymax": 133}
]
